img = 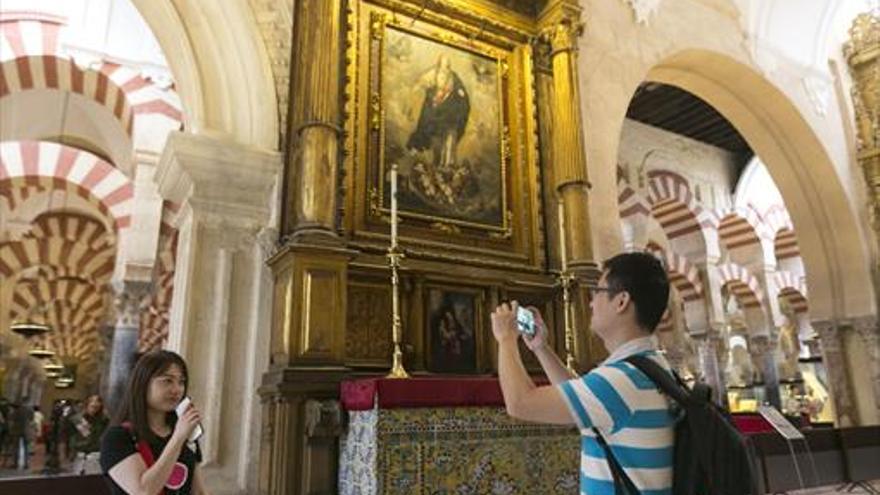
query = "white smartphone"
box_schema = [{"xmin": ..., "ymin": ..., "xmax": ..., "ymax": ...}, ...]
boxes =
[
  {"xmin": 175, "ymin": 396, "xmax": 204, "ymax": 443},
  {"xmin": 515, "ymin": 306, "xmax": 536, "ymax": 337}
]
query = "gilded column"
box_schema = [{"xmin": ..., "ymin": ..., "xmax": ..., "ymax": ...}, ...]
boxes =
[
  {"xmin": 814, "ymin": 320, "xmax": 858, "ymax": 426},
  {"xmin": 539, "ymin": 4, "xmax": 594, "ymax": 276},
  {"xmin": 284, "ymin": 0, "xmax": 345, "ymax": 239}
]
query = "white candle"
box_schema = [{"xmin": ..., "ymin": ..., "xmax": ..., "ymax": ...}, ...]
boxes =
[
  {"xmin": 390, "ymin": 164, "xmax": 398, "ymax": 248},
  {"xmin": 558, "ymin": 198, "xmax": 567, "ymax": 272}
]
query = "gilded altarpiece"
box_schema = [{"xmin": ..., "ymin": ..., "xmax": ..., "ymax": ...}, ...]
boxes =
[{"xmin": 343, "ymin": 0, "xmax": 553, "ymax": 371}]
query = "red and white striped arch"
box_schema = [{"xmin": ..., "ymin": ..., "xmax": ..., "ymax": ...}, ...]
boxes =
[
  {"xmin": 1, "ymin": 141, "xmax": 133, "ymax": 229},
  {"xmin": 645, "ymin": 170, "xmax": 717, "ymax": 244},
  {"xmin": 0, "ymin": 12, "xmax": 64, "ymax": 58},
  {"xmin": 34, "ymin": 326, "xmax": 101, "ymax": 367},
  {"xmin": 763, "ymin": 205, "xmax": 801, "ymax": 261},
  {"xmin": 0, "ymin": 56, "xmax": 136, "ymax": 134},
  {"xmin": 716, "ymin": 263, "xmax": 763, "ymax": 309},
  {"xmin": 717, "ymin": 205, "xmax": 768, "ymax": 251},
  {"xmin": 0, "ymin": 236, "xmax": 115, "ymax": 281},
  {"xmin": 1, "ymin": 14, "xmax": 184, "ymax": 140},
  {"xmin": 10, "ymin": 277, "xmax": 103, "ymax": 322},
  {"xmin": 26, "ymin": 211, "xmax": 114, "ymax": 250},
  {"xmin": 774, "ymin": 271, "xmax": 809, "ymax": 314},
  {"xmin": 645, "ymin": 245, "xmax": 703, "ymax": 302}
]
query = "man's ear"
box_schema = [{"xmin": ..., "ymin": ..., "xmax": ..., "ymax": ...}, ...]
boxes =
[{"xmin": 614, "ymin": 291, "xmax": 631, "ymax": 315}]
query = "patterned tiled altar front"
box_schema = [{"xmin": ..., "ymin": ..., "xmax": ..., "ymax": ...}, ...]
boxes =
[{"xmin": 340, "ymin": 406, "xmax": 580, "ymax": 494}]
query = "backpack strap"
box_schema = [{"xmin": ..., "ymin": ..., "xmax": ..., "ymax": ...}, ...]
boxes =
[
  {"xmin": 624, "ymin": 354, "xmax": 692, "ymax": 406},
  {"xmin": 120, "ymin": 422, "xmax": 166, "ymax": 495},
  {"xmin": 593, "ymin": 427, "xmax": 640, "ymax": 495}
]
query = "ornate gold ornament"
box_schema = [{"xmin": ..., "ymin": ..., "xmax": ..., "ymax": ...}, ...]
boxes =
[{"xmin": 845, "ymin": 9, "xmax": 880, "ymax": 229}]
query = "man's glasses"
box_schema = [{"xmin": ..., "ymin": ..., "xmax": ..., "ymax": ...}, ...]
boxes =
[{"xmin": 587, "ymin": 285, "xmax": 616, "ymax": 302}]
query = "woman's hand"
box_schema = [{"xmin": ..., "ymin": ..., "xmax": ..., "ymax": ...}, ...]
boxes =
[{"xmin": 171, "ymin": 404, "xmax": 201, "ymax": 444}]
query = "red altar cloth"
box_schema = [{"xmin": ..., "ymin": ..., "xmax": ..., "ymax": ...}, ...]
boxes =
[
  {"xmin": 341, "ymin": 377, "xmax": 548, "ymax": 411},
  {"xmin": 731, "ymin": 413, "xmax": 775, "ymax": 434}
]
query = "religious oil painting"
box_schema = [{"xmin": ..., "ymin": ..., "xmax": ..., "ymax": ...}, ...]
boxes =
[
  {"xmin": 379, "ymin": 24, "xmax": 506, "ymax": 229},
  {"xmin": 426, "ymin": 288, "xmax": 480, "ymax": 373}
]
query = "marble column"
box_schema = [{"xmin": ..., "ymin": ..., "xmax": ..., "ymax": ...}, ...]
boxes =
[
  {"xmin": 156, "ymin": 131, "xmax": 281, "ymax": 495},
  {"xmin": 693, "ymin": 331, "xmax": 728, "ymax": 406},
  {"xmin": 852, "ymin": 315, "xmax": 880, "ymax": 421},
  {"xmin": 106, "ymin": 279, "xmax": 151, "ymax": 414},
  {"xmin": 748, "ymin": 334, "xmax": 782, "ymax": 409},
  {"xmin": 814, "ymin": 320, "xmax": 858, "ymax": 426}
]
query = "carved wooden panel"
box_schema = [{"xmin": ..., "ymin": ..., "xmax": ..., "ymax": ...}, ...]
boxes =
[{"xmin": 346, "ymin": 283, "xmax": 394, "ymax": 366}]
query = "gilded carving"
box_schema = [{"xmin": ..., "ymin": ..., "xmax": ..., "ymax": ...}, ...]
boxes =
[{"xmin": 845, "ymin": 10, "xmax": 880, "ymax": 230}]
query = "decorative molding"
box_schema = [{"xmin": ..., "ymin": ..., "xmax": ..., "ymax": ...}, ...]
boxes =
[
  {"xmin": 249, "ymin": 0, "xmax": 294, "ymax": 144},
  {"xmin": 623, "ymin": 0, "xmax": 662, "ymax": 25},
  {"xmin": 801, "ymin": 75, "xmax": 832, "ymax": 116}
]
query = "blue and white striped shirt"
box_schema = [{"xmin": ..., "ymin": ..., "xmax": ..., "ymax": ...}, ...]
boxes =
[{"xmin": 557, "ymin": 337, "xmax": 676, "ymax": 495}]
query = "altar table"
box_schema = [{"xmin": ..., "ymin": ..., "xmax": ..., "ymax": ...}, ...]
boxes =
[{"xmin": 338, "ymin": 377, "xmax": 580, "ymax": 494}]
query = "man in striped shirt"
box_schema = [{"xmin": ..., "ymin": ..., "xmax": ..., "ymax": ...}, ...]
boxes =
[{"xmin": 491, "ymin": 252, "xmax": 676, "ymax": 494}]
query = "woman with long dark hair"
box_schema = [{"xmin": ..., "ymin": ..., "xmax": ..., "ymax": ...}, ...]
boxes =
[{"xmin": 100, "ymin": 350, "xmax": 209, "ymax": 494}]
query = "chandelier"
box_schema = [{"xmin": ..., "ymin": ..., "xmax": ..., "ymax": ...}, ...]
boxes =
[
  {"xmin": 10, "ymin": 300, "xmax": 53, "ymax": 339},
  {"xmin": 28, "ymin": 346, "xmax": 55, "ymax": 359},
  {"xmin": 10, "ymin": 320, "xmax": 51, "ymax": 339}
]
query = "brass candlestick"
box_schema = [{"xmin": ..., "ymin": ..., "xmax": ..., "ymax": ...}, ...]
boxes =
[
  {"xmin": 386, "ymin": 245, "xmax": 409, "ymax": 378},
  {"xmin": 386, "ymin": 164, "xmax": 409, "ymax": 379},
  {"xmin": 559, "ymin": 269, "xmax": 578, "ymax": 375}
]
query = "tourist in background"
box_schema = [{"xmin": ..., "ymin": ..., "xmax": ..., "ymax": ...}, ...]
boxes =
[{"xmin": 70, "ymin": 394, "xmax": 109, "ymax": 475}]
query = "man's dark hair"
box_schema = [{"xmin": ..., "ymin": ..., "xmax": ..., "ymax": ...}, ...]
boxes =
[{"xmin": 602, "ymin": 252, "xmax": 670, "ymax": 332}]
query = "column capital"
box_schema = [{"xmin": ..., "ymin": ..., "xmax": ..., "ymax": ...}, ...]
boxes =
[
  {"xmin": 111, "ymin": 279, "xmax": 152, "ymax": 328},
  {"xmin": 849, "ymin": 314, "xmax": 879, "ymax": 337},
  {"xmin": 156, "ymin": 132, "xmax": 282, "ymax": 229},
  {"xmin": 537, "ymin": 0, "xmax": 584, "ymax": 50}
]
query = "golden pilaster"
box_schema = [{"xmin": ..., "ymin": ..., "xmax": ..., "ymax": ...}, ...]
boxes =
[
  {"xmin": 845, "ymin": 10, "xmax": 880, "ymax": 230},
  {"xmin": 284, "ymin": 0, "xmax": 345, "ymax": 239},
  {"xmin": 539, "ymin": 3, "xmax": 594, "ymax": 275}
]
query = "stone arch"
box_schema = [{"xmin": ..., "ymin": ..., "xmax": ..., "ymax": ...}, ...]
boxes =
[
  {"xmin": 0, "ymin": 141, "xmax": 133, "ymax": 229},
  {"xmin": 645, "ymin": 49, "xmax": 874, "ymax": 321},
  {"xmin": 131, "ymin": 0, "xmax": 278, "ymax": 148}
]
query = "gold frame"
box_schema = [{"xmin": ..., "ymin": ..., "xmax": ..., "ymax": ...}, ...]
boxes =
[
  {"xmin": 371, "ymin": 13, "xmax": 510, "ymax": 234},
  {"xmin": 344, "ymin": 0, "xmax": 542, "ymax": 266},
  {"xmin": 423, "ymin": 283, "xmax": 486, "ymax": 373}
]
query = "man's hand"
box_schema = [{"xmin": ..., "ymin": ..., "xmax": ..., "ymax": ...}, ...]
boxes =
[
  {"xmin": 491, "ymin": 301, "xmax": 520, "ymax": 344},
  {"xmin": 522, "ymin": 306, "xmax": 549, "ymax": 352}
]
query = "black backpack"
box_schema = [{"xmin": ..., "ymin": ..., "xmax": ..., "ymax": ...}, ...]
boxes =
[{"xmin": 593, "ymin": 354, "xmax": 762, "ymax": 495}]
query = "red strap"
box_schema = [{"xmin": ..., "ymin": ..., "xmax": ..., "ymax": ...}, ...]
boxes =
[{"xmin": 121, "ymin": 422, "xmax": 167, "ymax": 495}]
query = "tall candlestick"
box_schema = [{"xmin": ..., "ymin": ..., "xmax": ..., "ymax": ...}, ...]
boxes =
[
  {"xmin": 390, "ymin": 164, "xmax": 398, "ymax": 247},
  {"xmin": 558, "ymin": 198, "xmax": 568, "ymax": 272},
  {"xmin": 386, "ymin": 163, "xmax": 408, "ymax": 378},
  {"xmin": 557, "ymin": 194, "xmax": 576, "ymax": 374}
]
